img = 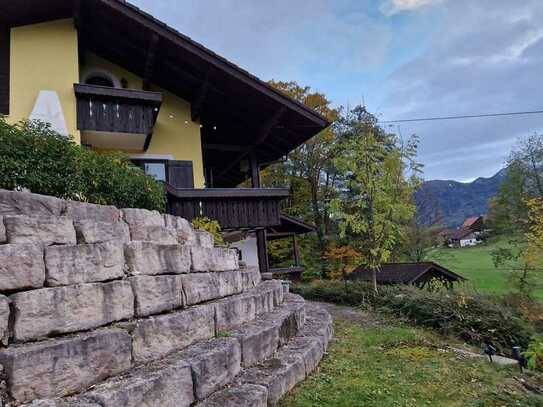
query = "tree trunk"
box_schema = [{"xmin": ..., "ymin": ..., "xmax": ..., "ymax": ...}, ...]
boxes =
[
  {"xmin": 309, "ymin": 177, "xmax": 327, "ymax": 278},
  {"xmin": 372, "ymin": 269, "xmax": 378, "ymax": 294}
]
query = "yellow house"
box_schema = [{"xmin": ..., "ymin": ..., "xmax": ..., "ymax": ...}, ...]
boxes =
[{"xmin": 0, "ymin": 0, "xmax": 329, "ymax": 272}]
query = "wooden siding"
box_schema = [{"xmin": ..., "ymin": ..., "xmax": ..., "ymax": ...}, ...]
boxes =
[
  {"xmin": 74, "ymin": 84, "xmax": 162, "ymax": 135},
  {"xmin": 166, "ymin": 187, "xmax": 288, "ymax": 230},
  {"xmin": 0, "ymin": 27, "xmax": 10, "ymax": 115}
]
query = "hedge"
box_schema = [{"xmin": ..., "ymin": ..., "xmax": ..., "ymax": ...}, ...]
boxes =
[
  {"xmin": 293, "ymin": 280, "xmax": 535, "ymax": 354},
  {"xmin": 0, "ymin": 119, "xmax": 166, "ymax": 211}
]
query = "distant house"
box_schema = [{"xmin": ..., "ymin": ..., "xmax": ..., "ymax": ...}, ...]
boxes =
[
  {"xmin": 448, "ymin": 215, "xmax": 485, "ymax": 247},
  {"xmin": 348, "ymin": 262, "xmax": 466, "ymax": 288},
  {"xmin": 449, "ymin": 228, "xmax": 480, "ymax": 247}
]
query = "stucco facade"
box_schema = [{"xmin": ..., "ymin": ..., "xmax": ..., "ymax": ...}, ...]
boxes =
[
  {"xmin": 7, "ymin": 18, "xmax": 205, "ymax": 188},
  {"xmin": 7, "ymin": 19, "xmax": 80, "ymax": 142}
]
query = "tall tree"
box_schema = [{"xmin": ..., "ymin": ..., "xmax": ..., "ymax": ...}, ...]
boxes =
[
  {"xmin": 490, "ymin": 134, "xmax": 543, "ymax": 234},
  {"xmin": 489, "ymin": 134, "xmax": 543, "ymax": 298},
  {"xmin": 264, "ymin": 80, "xmax": 339, "ymax": 277},
  {"xmin": 332, "ymin": 106, "xmax": 421, "ymax": 292},
  {"xmin": 525, "ymin": 198, "xmax": 543, "ymax": 272}
]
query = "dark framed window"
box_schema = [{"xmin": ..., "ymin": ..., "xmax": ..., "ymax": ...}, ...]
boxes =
[{"xmin": 132, "ymin": 159, "xmax": 169, "ymax": 183}]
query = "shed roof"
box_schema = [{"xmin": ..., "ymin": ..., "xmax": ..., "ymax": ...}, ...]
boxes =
[
  {"xmin": 2, "ymin": 0, "xmax": 331, "ymax": 187},
  {"xmin": 349, "ymin": 262, "xmax": 466, "ymax": 284}
]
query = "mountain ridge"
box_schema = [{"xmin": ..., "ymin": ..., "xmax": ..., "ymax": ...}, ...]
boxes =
[{"xmin": 415, "ymin": 168, "xmax": 507, "ymax": 227}]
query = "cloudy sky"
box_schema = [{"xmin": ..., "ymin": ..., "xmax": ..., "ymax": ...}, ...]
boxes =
[{"xmin": 132, "ymin": 0, "xmax": 543, "ymax": 182}]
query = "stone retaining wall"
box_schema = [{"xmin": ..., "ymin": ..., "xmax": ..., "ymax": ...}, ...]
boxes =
[
  {"xmin": 0, "ymin": 190, "xmax": 332, "ymax": 406},
  {"xmin": 0, "ymin": 189, "xmax": 258, "ymax": 404}
]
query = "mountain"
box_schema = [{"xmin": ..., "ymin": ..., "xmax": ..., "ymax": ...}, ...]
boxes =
[{"xmin": 415, "ymin": 168, "xmax": 508, "ymax": 228}]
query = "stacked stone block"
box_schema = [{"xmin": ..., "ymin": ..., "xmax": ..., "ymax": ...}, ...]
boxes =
[{"xmin": 0, "ymin": 189, "xmax": 332, "ymax": 406}]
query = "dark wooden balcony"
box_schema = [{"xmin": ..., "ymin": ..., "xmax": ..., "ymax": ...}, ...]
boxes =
[
  {"xmin": 166, "ymin": 185, "xmax": 289, "ymax": 230},
  {"xmin": 74, "ymin": 84, "xmax": 162, "ymax": 150}
]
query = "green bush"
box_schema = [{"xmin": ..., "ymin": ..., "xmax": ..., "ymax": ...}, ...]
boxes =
[
  {"xmin": 524, "ymin": 338, "xmax": 543, "ymax": 371},
  {"xmin": 192, "ymin": 217, "xmax": 224, "ymax": 245},
  {"xmin": 0, "ymin": 119, "xmax": 166, "ymax": 211},
  {"xmin": 292, "ymin": 280, "xmax": 535, "ymax": 354}
]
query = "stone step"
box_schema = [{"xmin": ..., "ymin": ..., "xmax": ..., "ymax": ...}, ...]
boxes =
[
  {"xmin": 22, "ymin": 294, "xmax": 316, "ymax": 407},
  {"xmin": 199, "ymin": 302, "xmax": 333, "ymax": 407}
]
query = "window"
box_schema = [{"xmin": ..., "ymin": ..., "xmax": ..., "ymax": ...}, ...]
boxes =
[{"xmin": 144, "ymin": 163, "xmax": 166, "ymax": 182}]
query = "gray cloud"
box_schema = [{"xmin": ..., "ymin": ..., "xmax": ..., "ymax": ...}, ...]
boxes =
[
  {"xmin": 380, "ymin": 0, "xmax": 443, "ymax": 16},
  {"xmin": 130, "ymin": 0, "xmax": 543, "ymax": 182},
  {"xmin": 132, "ymin": 0, "xmax": 390, "ymax": 79},
  {"xmin": 381, "ymin": 0, "xmax": 543, "ymax": 181}
]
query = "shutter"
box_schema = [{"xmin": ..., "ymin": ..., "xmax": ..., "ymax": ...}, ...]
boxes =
[
  {"xmin": 0, "ymin": 26, "xmax": 10, "ymax": 115},
  {"xmin": 168, "ymin": 161, "xmax": 194, "ymax": 188}
]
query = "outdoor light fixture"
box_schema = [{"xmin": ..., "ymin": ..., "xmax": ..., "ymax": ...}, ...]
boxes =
[
  {"xmin": 512, "ymin": 346, "xmax": 527, "ymax": 373},
  {"xmin": 483, "ymin": 342, "xmax": 497, "ymax": 363}
]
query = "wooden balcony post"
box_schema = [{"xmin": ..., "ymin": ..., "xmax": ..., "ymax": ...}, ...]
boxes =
[{"xmin": 249, "ymin": 152, "xmax": 269, "ymax": 274}]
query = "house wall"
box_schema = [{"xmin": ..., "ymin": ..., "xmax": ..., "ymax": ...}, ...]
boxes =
[
  {"xmin": 81, "ymin": 53, "xmax": 205, "ymax": 188},
  {"xmin": 7, "ymin": 19, "xmax": 80, "ymax": 142},
  {"xmin": 460, "ymin": 237, "xmax": 479, "ymax": 247},
  {"xmin": 5, "ymin": 19, "xmax": 205, "ymax": 188},
  {"xmin": 229, "ymin": 235, "xmax": 260, "ymax": 268}
]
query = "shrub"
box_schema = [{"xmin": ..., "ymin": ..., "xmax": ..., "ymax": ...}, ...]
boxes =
[
  {"xmin": 292, "ymin": 280, "xmax": 535, "ymax": 354},
  {"xmin": 75, "ymin": 151, "xmax": 166, "ymax": 211},
  {"xmin": 0, "ymin": 120, "xmax": 80, "ymax": 198},
  {"xmin": 0, "ymin": 119, "xmax": 166, "ymax": 211},
  {"xmin": 192, "ymin": 217, "xmax": 224, "ymax": 245},
  {"xmin": 524, "ymin": 338, "xmax": 543, "ymax": 371}
]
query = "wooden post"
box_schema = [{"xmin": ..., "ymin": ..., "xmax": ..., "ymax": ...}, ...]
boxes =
[
  {"xmin": 249, "ymin": 152, "xmax": 269, "ymax": 274},
  {"xmin": 292, "ymin": 234, "xmax": 300, "ymax": 266},
  {"xmin": 249, "ymin": 152, "xmax": 260, "ymax": 188}
]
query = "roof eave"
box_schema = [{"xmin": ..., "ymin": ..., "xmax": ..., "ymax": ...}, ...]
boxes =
[{"xmin": 99, "ymin": 0, "xmax": 331, "ymax": 129}]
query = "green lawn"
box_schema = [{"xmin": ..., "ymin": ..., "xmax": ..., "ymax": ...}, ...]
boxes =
[
  {"xmin": 281, "ymin": 317, "xmax": 543, "ymax": 407},
  {"xmin": 428, "ymin": 237, "xmax": 543, "ymax": 301}
]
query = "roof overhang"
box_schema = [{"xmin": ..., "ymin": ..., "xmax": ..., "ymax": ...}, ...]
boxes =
[
  {"xmin": 2, "ymin": 0, "xmax": 331, "ymax": 187},
  {"xmin": 267, "ymin": 214, "xmax": 317, "ymax": 239}
]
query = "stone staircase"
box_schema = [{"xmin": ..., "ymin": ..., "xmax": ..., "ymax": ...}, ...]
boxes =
[{"xmin": 0, "ymin": 189, "xmax": 332, "ymax": 406}]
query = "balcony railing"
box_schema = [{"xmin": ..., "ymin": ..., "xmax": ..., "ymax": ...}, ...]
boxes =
[
  {"xmin": 74, "ymin": 84, "xmax": 162, "ymax": 136},
  {"xmin": 166, "ymin": 185, "xmax": 289, "ymax": 230}
]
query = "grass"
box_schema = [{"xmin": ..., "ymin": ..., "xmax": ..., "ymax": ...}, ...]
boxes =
[
  {"xmin": 428, "ymin": 236, "xmax": 543, "ymax": 301},
  {"xmin": 281, "ymin": 318, "xmax": 543, "ymax": 407}
]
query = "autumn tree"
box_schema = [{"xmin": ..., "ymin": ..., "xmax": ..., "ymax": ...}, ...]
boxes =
[
  {"xmin": 490, "ymin": 134, "xmax": 543, "ymax": 234},
  {"xmin": 525, "ymin": 198, "xmax": 543, "ymax": 272},
  {"xmin": 332, "ymin": 106, "xmax": 421, "ymax": 293},
  {"xmin": 490, "ymin": 134, "xmax": 543, "ymax": 298},
  {"xmin": 325, "ymin": 244, "xmax": 361, "ymax": 290},
  {"xmin": 264, "ymin": 80, "xmax": 340, "ymax": 277}
]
